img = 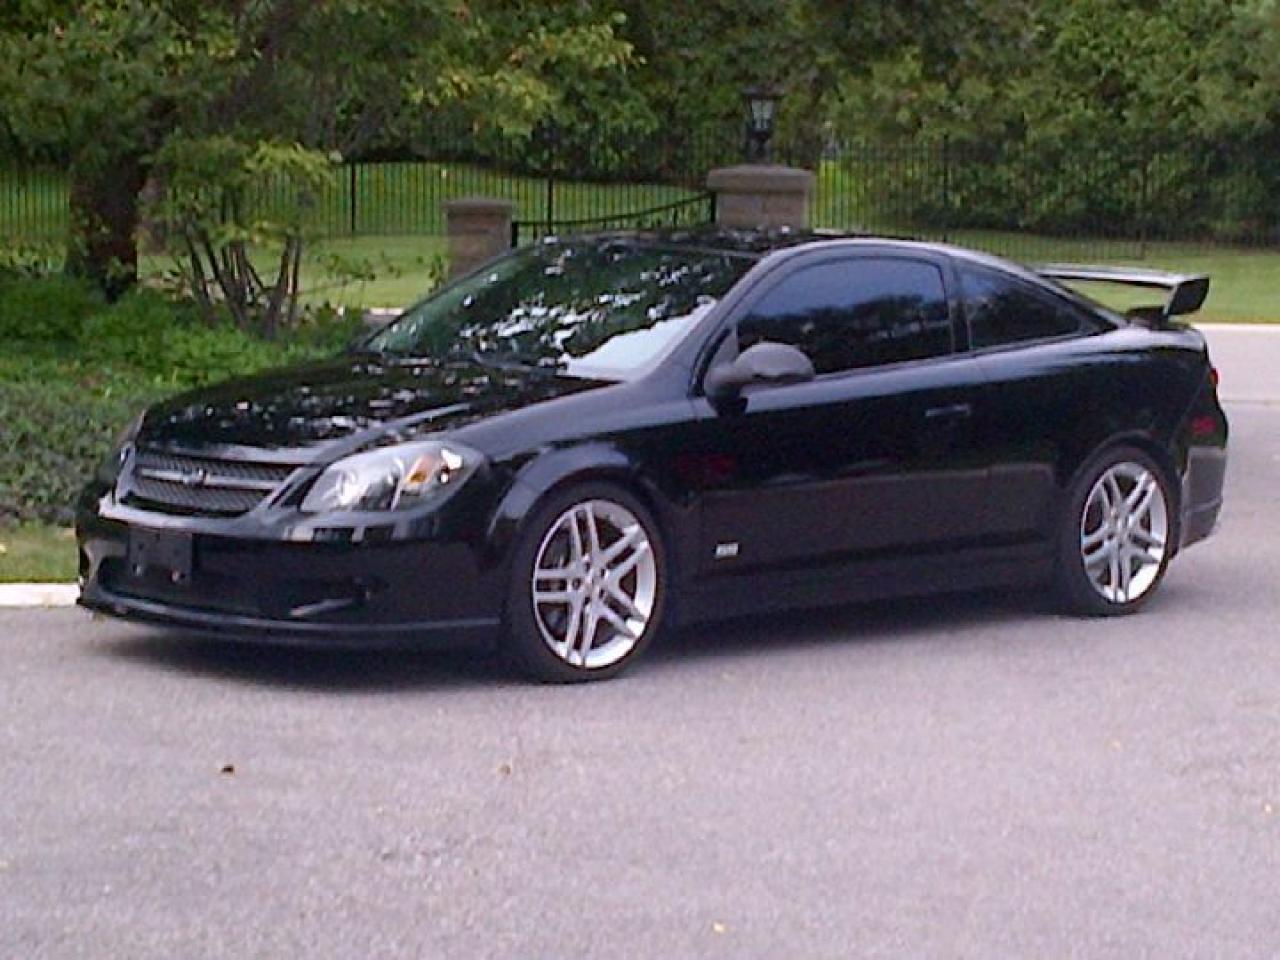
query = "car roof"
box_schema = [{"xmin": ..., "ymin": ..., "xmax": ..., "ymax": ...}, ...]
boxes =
[
  {"xmin": 570, "ymin": 226, "xmax": 1032, "ymax": 273},
  {"xmin": 553, "ymin": 227, "xmax": 1129, "ymax": 331},
  {"xmin": 568, "ymin": 227, "xmax": 1097, "ymax": 309}
]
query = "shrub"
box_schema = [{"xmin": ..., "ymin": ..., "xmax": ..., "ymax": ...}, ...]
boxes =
[
  {"xmin": 80, "ymin": 287, "xmax": 175, "ymax": 371},
  {"xmin": 0, "ymin": 275, "xmax": 103, "ymax": 345},
  {"xmin": 0, "ymin": 276, "xmax": 361, "ymax": 523},
  {"xmin": 158, "ymin": 322, "xmax": 284, "ymax": 387},
  {"xmin": 0, "ymin": 242, "xmax": 64, "ymax": 282},
  {"xmin": 78, "ymin": 290, "xmax": 358, "ymax": 387},
  {"xmin": 0, "ymin": 362, "xmax": 157, "ymax": 525},
  {"xmin": 286, "ymin": 306, "xmax": 366, "ymax": 358}
]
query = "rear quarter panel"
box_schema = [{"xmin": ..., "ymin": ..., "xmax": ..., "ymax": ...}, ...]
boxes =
[{"xmin": 974, "ymin": 326, "xmax": 1209, "ymax": 545}]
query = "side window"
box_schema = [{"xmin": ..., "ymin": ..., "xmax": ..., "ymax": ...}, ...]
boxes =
[
  {"xmin": 961, "ymin": 265, "xmax": 1088, "ymax": 348},
  {"xmin": 736, "ymin": 257, "xmax": 952, "ymax": 375}
]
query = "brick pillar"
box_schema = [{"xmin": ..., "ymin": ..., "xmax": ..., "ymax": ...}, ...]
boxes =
[
  {"xmin": 444, "ymin": 198, "xmax": 516, "ymax": 278},
  {"xmin": 706, "ymin": 165, "xmax": 814, "ymax": 230}
]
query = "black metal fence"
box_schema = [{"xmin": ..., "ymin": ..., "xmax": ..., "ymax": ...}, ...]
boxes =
[
  {"xmin": 3, "ymin": 126, "xmax": 1278, "ymax": 264},
  {"xmin": 511, "ymin": 192, "xmax": 718, "ymax": 246},
  {"xmin": 0, "ymin": 165, "xmax": 68, "ymax": 247},
  {"xmin": 0, "ymin": 122, "xmax": 735, "ymax": 248},
  {"xmin": 791, "ymin": 138, "xmax": 1280, "ymax": 262}
]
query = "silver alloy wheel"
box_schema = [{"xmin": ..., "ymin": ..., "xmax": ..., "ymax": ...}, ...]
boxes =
[
  {"xmin": 531, "ymin": 499, "xmax": 658, "ymax": 669},
  {"xmin": 1080, "ymin": 461, "xmax": 1169, "ymax": 604}
]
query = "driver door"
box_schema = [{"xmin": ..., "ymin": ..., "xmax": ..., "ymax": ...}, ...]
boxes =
[{"xmin": 686, "ymin": 251, "xmax": 988, "ymax": 578}]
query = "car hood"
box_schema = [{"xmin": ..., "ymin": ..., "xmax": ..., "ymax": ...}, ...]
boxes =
[{"xmin": 139, "ymin": 355, "xmax": 606, "ymax": 457}]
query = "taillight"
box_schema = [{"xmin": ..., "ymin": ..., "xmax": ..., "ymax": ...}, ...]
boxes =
[
  {"xmin": 1190, "ymin": 415, "xmax": 1218, "ymax": 438},
  {"xmin": 1210, "ymin": 365, "xmax": 1220, "ymax": 389}
]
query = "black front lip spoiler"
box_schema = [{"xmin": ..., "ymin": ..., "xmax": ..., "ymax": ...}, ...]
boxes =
[{"xmin": 79, "ymin": 585, "xmax": 501, "ymax": 651}]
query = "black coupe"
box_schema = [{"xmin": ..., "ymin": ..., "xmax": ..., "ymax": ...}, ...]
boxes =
[{"xmin": 77, "ymin": 230, "xmax": 1228, "ymax": 680}]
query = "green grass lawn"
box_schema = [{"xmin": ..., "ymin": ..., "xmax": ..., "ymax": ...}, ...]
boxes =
[
  {"xmin": 6, "ymin": 161, "xmax": 1278, "ymax": 318},
  {"xmin": 127, "ymin": 228, "xmax": 1269, "ymax": 318},
  {"xmin": 199, "ymin": 232, "xmax": 1276, "ymax": 320},
  {"xmin": 1111, "ymin": 245, "xmax": 1280, "ymax": 323},
  {"xmin": 1, "ymin": 161, "xmax": 705, "ymax": 245},
  {"xmin": 1003, "ymin": 241, "xmax": 1279, "ymax": 323},
  {"xmin": 911, "ymin": 232, "xmax": 1278, "ymax": 323},
  {"xmin": 298, "ymin": 235, "xmax": 450, "ymax": 308},
  {"xmin": 812, "ymin": 222, "xmax": 1280, "ymax": 323},
  {"xmin": 0, "ymin": 524, "xmax": 77, "ymax": 582},
  {"xmin": 138, "ymin": 234, "xmax": 450, "ymax": 311}
]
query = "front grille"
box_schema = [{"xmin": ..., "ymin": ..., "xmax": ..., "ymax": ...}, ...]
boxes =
[{"xmin": 123, "ymin": 448, "xmax": 299, "ymax": 517}]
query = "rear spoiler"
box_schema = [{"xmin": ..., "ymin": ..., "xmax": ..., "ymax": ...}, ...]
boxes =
[{"xmin": 1036, "ymin": 264, "xmax": 1210, "ymax": 325}]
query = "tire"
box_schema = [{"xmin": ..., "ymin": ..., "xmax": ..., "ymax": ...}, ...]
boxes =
[
  {"xmin": 504, "ymin": 481, "xmax": 669, "ymax": 682},
  {"xmin": 1054, "ymin": 445, "xmax": 1177, "ymax": 616}
]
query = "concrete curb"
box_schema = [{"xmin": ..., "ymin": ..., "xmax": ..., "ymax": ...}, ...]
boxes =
[
  {"xmin": 0, "ymin": 584, "xmax": 79, "ymax": 608},
  {"xmin": 364, "ymin": 307, "xmax": 400, "ymax": 328},
  {"xmin": 1199, "ymin": 323, "xmax": 1280, "ymax": 333}
]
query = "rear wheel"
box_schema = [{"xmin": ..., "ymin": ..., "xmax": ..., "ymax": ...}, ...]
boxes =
[
  {"xmin": 505, "ymin": 483, "xmax": 667, "ymax": 682},
  {"xmin": 1055, "ymin": 447, "xmax": 1175, "ymax": 616}
]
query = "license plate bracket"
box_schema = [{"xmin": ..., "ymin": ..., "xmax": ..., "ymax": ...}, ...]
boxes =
[{"xmin": 127, "ymin": 529, "xmax": 193, "ymax": 582}]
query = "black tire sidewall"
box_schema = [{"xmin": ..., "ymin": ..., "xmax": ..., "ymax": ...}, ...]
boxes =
[
  {"xmin": 503, "ymin": 481, "xmax": 668, "ymax": 682},
  {"xmin": 1055, "ymin": 445, "xmax": 1177, "ymax": 617}
]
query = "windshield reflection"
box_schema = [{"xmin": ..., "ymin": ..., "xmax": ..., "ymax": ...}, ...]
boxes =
[{"xmin": 365, "ymin": 240, "xmax": 753, "ymax": 380}]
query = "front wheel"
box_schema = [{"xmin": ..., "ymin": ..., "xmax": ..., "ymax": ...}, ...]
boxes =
[
  {"xmin": 1055, "ymin": 446, "xmax": 1176, "ymax": 616},
  {"xmin": 504, "ymin": 483, "xmax": 667, "ymax": 682}
]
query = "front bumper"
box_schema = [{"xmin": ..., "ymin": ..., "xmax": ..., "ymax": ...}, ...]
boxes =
[
  {"xmin": 77, "ymin": 502, "xmax": 503, "ymax": 649},
  {"xmin": 78, "ymin": 587, "xmax": 499, "ymax": 649}
]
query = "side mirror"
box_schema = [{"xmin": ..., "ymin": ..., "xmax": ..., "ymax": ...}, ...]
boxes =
[{"xmin": 704, "ymin": 341, "xmax": 815, "ymax": 402}]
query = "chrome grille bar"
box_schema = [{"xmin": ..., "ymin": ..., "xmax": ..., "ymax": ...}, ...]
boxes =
[{"xmin": 124, "ymin": 448, "xmax": 300, "ymax": 516}]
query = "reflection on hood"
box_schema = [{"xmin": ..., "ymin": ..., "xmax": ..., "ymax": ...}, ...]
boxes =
[{"xmin": 140, "ymin": 356, "xmax": 605, "ymax": 452}]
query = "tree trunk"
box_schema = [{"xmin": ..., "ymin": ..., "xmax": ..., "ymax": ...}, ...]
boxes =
[{"xmin": 65, "ymin": 153, "xmax": 148, "ymax": 300}]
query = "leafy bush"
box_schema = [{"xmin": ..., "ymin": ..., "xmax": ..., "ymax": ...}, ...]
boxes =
[
  {"xmin": 156, "ymin": 322, "xmax": 286, "ymax": 387},
  {"xmin": 0, "ymin": 277, "xmax": 365, "ymax": 523},
  {"xmin": 0, "ymin": 361, "xmax": 158, "ymax": 525},
  {"xmin": 0, "ymin": 275, "xmax": 103, "ymax": 345},
  {"xmin": 79, "ymin": 287, "xmax": 174, "ymax": 370},
  {"xmin": 282, "ymin": 306, "xmax": 366, "ymax": 358},
  {"xmin": 0, "ymin": 242, "xmax": 64, "ymax": 282},
  {"xmin": 75, "ymin": 288, "xmax": 364, "ymax": 387}
]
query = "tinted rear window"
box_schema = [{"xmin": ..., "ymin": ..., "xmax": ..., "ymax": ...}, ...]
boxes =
[{"xmin": 961, "ymin": 265, "xmax": 1089, "ymax": 348}]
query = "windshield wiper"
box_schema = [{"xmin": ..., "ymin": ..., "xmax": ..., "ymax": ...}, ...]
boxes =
[{"xmin": 446, "ymin": 347, "xmax": 563, "ymax": 375}]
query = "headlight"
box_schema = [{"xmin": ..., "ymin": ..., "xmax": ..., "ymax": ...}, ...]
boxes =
[
  {"xmin": 301, "ymin": 440, "xmax": 481, "ymax": 514},
  {"xmin": 97, "ymin": 411, "xmax": 145, "ymax": 483}
]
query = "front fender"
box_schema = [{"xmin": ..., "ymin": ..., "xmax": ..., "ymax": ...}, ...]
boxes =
[
  {"xmin": 483, "ymin": 443, "xmax": 641, "ymax": 565},
  {"xmin": 480, "ymin": 441, "xmax": 689, "ymax": 583}
]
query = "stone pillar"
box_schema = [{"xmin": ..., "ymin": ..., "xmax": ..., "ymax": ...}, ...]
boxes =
[
  {"xmin": 706, "ymin": 164, "xmax": 814, "ymax": 230},
  {"xmin": 444, "ymin": 198, "xmax": 515, "ymax": 279}
]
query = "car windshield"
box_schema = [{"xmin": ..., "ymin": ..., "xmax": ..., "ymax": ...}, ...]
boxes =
[{"xmin": 363, "ymin": 239, "xmax": 754, "ymax": 380}]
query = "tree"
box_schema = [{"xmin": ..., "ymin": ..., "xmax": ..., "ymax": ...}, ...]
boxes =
[
  {"xmin": 818, "ymin": 0, "xmax": 1276, "ymax": 236},
  {"xmin": 0, "ymin": 0, "xmax": 636, "ymax": 308}
]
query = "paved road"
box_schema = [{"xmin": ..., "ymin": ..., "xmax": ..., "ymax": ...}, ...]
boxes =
[
  {"xmin": 1202, "ymin": 324, "xmax": 1280, "ymax": 407},
  {"xmin": 2, "ymin": 331, "xmax": 1278, "ymax": 959}
]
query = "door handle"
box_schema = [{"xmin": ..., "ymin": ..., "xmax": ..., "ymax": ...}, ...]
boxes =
[{"xmin": 924, "ymin": 402, "xmax": 973, "ymax": 420}]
